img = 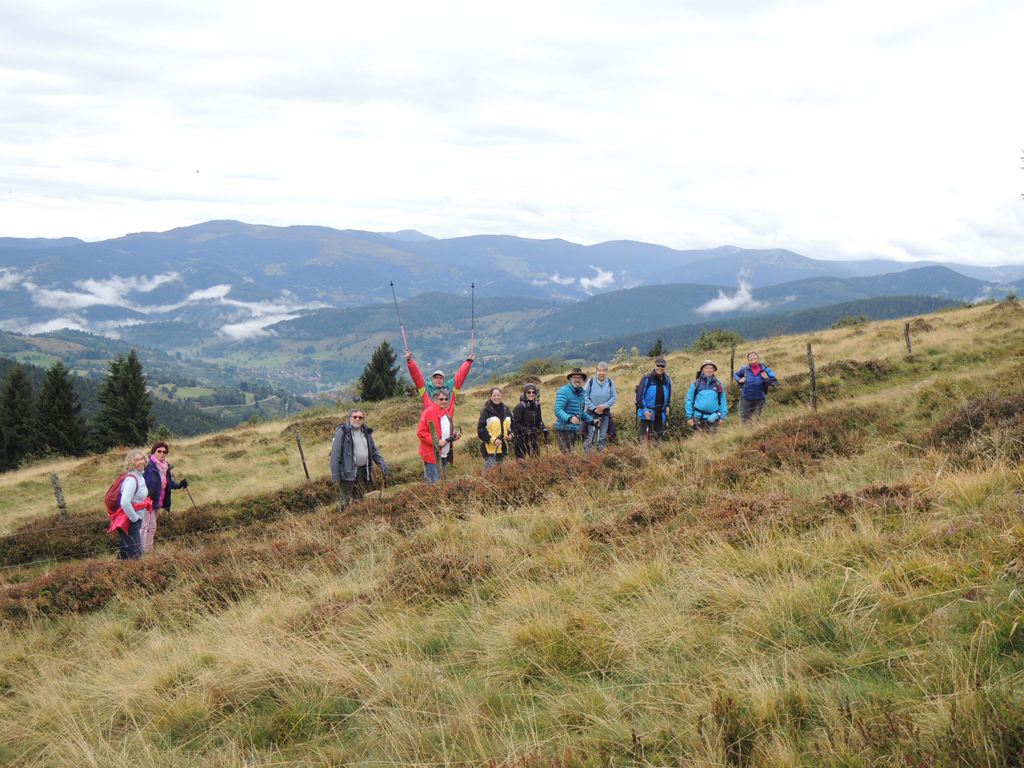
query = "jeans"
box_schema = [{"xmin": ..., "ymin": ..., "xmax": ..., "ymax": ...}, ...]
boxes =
[
  {"xmin": 117, "ymin": 519, "xmax": 142, "ymax": 560},
  {"xmin": 584, "ymin": 410, "xmax": 610, "ymax": 452},
  {"xmin": 140, "ymin": 508, "xmax": 165, "ymax": 553},
  {"xmin": 424, "ymin": 456, "xmax": 451, "ymax": 485},
  {"xmin": 740, "ymin": 397, "xmax": 765, "ymax": 422},
  {"xmin": 483, "ymin": 453, "xmax": 505, "ymax": 471}
]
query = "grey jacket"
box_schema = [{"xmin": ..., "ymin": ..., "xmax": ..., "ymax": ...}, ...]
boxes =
[{"xmin": 330, "ymin": 423, "xmax": 390, "ymax": 483}]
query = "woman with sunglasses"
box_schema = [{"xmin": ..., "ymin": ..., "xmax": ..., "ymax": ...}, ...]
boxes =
[
  {"xmin": 142, "ymin": 441, "xmax": 188, "ymax": 553},
  {"xmin": 417, "ymin": 389, "xmax": 461, "ymax": 485}
]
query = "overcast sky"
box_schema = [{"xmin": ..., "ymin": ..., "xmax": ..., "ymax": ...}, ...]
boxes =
[{"xmin": 1, "ymin": 0, "xmax": 1022, "ymax": 264}]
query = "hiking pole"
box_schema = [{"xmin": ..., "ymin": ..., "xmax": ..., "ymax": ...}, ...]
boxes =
[
  {"xmin": 471, "ymin": 282, "xmax": 475, "ymax": 355},
  {"xmin": 185, "ymin": 486, "xmax": 200, "ymax": 516},
  {"xmin": 390, "ymin": 281, "xmax": 409, "ymax": 354}
]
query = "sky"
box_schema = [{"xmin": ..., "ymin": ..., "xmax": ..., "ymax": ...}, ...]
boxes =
[{"xmin": 1, "ymin": 0, "xmax": 1022, "ymax": 265}]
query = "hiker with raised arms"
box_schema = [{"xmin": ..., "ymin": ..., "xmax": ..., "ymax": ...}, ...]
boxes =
[
  {"xmin": 477, "ymin": 387, "xmax": 513, "ymax": 469},
  {"xmin": 636, "ymin": 357, "xmax": 672, "ymax": 443},
  {"xmin": 555, "ymin": 368, "xmax": 599, "ymax": 453},
  {"xmin": 734, "ymin": 350, "xmax": 777, "ymax": 422},
  {"xmin": 418, "ymin": 389, "xmax": 461, "ymax": 485},
  {"xmin": 686, "ymin": 360, "xmax": 728, "ymax": 434},
  {"xmin": 106, "ymin": 449, "xmax": 153, "ymax": 561},
  {"xmin": 405, "ymin": 349, "xmax": 476, "ymax": 407},
  {"xmin": 511, "ymin": 383, "xmax": 547, "ymax": 459},
  {"xmin": 330, "ymin": 409, "xmax": 391, "ymax": 509}
]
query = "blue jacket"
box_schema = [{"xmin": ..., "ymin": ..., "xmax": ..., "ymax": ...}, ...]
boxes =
[
  {"xmin": 584, "ymin": 377, "xmax": 617, "ymax": 410},
  {"xmin": 686, "ymin": 376, "xmax": 728, "ymax": 422},
  {"xmin": 734, "ymin": 364, "xmax": 777, "ymax": 401},
  {"xmin": 636, "ymin": 372, "xmax": 672, "ymax": 422},
  {"xmin": 555, "ymin": 383, "xmax": 595, "ymax": 433},
  {"xmin": 144, "ymin": 459, "xmax": 183, "ymax": 511}
]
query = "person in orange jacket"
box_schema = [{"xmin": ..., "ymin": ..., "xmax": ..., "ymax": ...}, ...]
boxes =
[{"xmin": 405, "ymin": 350, "xmax": 475, "ymax": 407}]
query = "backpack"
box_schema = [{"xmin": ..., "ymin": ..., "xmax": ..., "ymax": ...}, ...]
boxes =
[{"xmin": 105, "ymin": 472, "xmax": 139, "ymax": 514}]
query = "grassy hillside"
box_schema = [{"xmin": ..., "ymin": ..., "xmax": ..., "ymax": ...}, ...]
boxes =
[{"xmin": 1, "ymin": 300, "xmax": 1024, "ymax": 766}]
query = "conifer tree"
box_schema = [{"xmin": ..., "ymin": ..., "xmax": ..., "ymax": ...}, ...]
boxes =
[
  {"xmin": 647, "ymin": 337, "xmax": 665, "ymax": 358},
  {"xmin": 0, "ymin": 364, "xmax": 38, "ymax": 471},
  {"xmin": 358, "ymin": 340, "xmax": 402, "ymax": 402},
  {"xmin": 32, "ymin": 362, "xmax": 89, "ymax": 458},
  {"xmin": 91, "ymin": 350, "xmax": 154, "ymax": 450}
]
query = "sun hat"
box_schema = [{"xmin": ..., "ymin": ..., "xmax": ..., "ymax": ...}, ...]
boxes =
[{"xmin": 566, "ymin": 367, "xmax": 586, "ymax": 380}]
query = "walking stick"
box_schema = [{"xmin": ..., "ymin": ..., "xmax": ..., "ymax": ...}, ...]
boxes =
[
  {"xmin": 471, "ymin": 282, "xmax": 475, "ymax": 355},
  {"xmin": 390, "ymin": 281, "xmax": 409, "ymax": 354},
  {"xmin": 428, "ymin": 421, "xmax": 446, "ymax": 484},
  {"xmin": 185, "ymin": 486, "xmax": 200, "ymax": 518}
]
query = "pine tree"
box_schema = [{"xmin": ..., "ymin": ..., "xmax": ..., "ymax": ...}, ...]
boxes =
[
  {"xmin": 32, "ymin": 362, "xmax": 90, "ymax": 458},
  {"xmin": 647, "ymin": 337, "xmax": 665, "ymax": 358},
  {"xmin": 0, "ymin": 364, "xmax": 39, "ymax": 471},
  {"xmin": 358, "ymin": 341, "xmax": 402, "ymax": 402},
  {"xmin": 91, "ymin": 350, "xmax": 155, "ymax": 450}
]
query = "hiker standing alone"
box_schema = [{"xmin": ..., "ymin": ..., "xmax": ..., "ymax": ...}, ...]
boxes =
[
  {"xmin": 636, "ymin": 357, "xmax": 671, "ymax": 443},
  {"xmin": 686, "ymin": 360, "xmax": 728, "ymax": 434},
  {"xmin": 330, "ymin": 409, "xmax": 391, "ymax": 510},
  {"xmin": 734, "ymin": 350, "xmax": 777, "ymax": 422}
]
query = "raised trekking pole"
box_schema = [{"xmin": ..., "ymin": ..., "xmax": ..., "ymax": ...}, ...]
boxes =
[
  {"xmin": 390, "ymin": 281, "xmax": 409, "ymax": 354},
  {"xmin": 470, "ymin": 282, "xmax": 475, "ymax": 354}
]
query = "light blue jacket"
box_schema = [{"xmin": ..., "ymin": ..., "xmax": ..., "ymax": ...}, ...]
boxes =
[
  {"xmin": 584, "ymin": 377, "xmax": 617, "ymax": 411},
  {"xmin": 554, "ymin": 383, "xmax": 596, "ymax": 433}
]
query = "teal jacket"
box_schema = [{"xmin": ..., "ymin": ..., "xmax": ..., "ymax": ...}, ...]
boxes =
[{"xmin": 554, "ymin": 383, "xmax": 596, "ymax": 433}]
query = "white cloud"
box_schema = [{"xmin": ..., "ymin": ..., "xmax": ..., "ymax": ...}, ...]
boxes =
[
  {"xmin": 187, "ymin": 284, "xmax": 232, "ymax": 301},
  {"xmin": 696, "ymin": 281, "xmax": 767, "ymax": 315},
  {"xmin": 548, "ymin": 273, "xmax": 576, "ymax": 285},
  {"xmin": 0, "ymin": 0, "xmax": 1022, "ymax": 268},
  {"xmin": 27, "ymin": 272, "xmax": 182, "ymax": 310},
  {"xmin": 0, "ymin": 270, "xmax": 24, "ymax": 290},
  {"xmin": 218, "ymin": 316, "xmax": 293, "ymax": 340},
  {"xmin": 579, "ymin": 266, "xmax": 615, "ymax": 293},
  {"xmin": 0, "ymin": 315, "xmax": 88, "ymax": 334}
]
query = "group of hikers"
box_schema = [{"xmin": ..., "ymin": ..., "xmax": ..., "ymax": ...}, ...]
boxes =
[
  {"xmin": 103, "ymin": 351, "xmax": 778, "ymax": 546},
  {"xmin": 327, "ymin": 350, "xmax": 778, "ymax": 509}
]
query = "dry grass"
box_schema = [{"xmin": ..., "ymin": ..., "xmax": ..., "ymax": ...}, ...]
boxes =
[{"xmin": 3, "ymin": 301, "xmax": 1024, "ymax": 766}]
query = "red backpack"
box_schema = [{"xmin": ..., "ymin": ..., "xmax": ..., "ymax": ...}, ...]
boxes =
[{"xmin": 105, "ymin": 473, "xmax": 140, "ymax": 514}]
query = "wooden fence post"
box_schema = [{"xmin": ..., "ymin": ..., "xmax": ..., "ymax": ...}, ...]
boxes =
[
  {"xmin": 730, "ymin": 346, "xmax": 736, "ymax": 383},
  {"xmin": 807, "ymin": 343, "xmax": 818, "ymax": 412},
  {"xmin": 294, "ymin": 428, "xmax": 310, "ymax": 481},
  {"xmin": 904, "ymin": 322, "xmax": 913, "ymax": 355},
  {"xmin": 50, "ymin": 473, "xmax": 69, "ymax": 523}
]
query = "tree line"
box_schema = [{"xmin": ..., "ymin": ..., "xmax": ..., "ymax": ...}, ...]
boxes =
[{"xmin": 0, "ymin": 351, "xmax": 154, "ymax": 472}]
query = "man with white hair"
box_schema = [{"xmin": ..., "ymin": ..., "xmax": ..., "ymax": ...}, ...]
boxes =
[{"xmin": 330, "ymin": 409, "xmax": 391, "ymax": 510}]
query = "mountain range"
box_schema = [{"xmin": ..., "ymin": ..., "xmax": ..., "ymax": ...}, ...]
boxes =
[{"xmin": 1, "ymin": 220, "xmax": 1020, "ymax": 389}]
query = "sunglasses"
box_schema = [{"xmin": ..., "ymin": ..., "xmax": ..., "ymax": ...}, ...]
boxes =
[
  {"xmin": 155, "ymin": 449, "xmax": 168, "ymax": 454},
  {"xmin": 655, "ymin": 365, "xmax": 666, "ymax": 369},
  {"xmin": 351, "ymin": 415, "xmax": 364, "ymax": 420}
]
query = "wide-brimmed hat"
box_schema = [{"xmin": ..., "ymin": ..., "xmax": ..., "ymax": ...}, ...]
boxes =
[
  {"xmin": 566, "ymin": 367, "xmax": 586, "ymax": 380},
  {"xmin": 700, "ymin": 359, "xmax": 717, "ymax": 371}
]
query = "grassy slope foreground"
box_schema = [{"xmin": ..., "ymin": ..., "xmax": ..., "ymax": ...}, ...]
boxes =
[{"xmin": 1, "ymin": 303, "xmax": 1024, "ymax": 766}]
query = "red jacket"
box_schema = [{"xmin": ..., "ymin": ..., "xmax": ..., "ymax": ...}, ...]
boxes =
[
  {"xmin": 417, "ymin": 402, "xmax": 457, "ymax": 465},
  {"xmin": 108, "ymin": 499, "xmax": 153, "ymax": 534}
]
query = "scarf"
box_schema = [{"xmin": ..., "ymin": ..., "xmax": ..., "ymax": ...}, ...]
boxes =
[
  {"xmin": 151, "ymin": 454, "xmax": 169, "ymax": 508},
  {"xmin": 749, "ymin": 363, "xmax": 762, "ymax": 376}
]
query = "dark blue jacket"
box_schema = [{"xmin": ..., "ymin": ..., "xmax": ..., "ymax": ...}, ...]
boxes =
[
  {"xmin": 144, "ymin": 459, "xmax": 183, "ymax": 511},
  {"xmin": 636, "ymin": 371, "xmax": 672, "ymax": 423},
  {"xmin": 734, "ymin": 364, "xmax": 777, "ymax": 401}
]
